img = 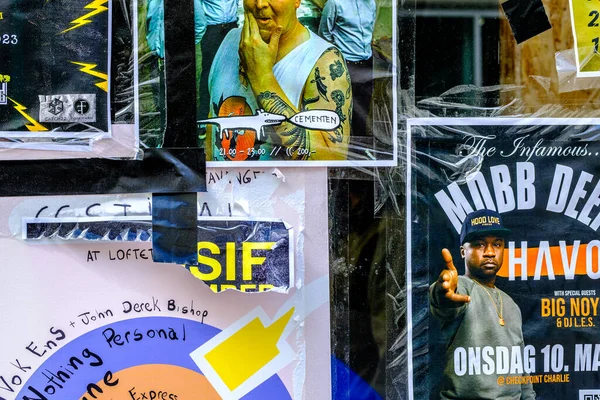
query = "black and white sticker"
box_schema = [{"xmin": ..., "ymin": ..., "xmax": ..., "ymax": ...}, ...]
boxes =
[
  {"xmin": 0, "ymin": 82, "xmax": 6, "ymax": 106},
  {"xmin": 39, "ymin": 93, "xmax": 96, "ymax": 123}
]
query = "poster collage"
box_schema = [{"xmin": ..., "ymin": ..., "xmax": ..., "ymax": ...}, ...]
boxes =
[
  {"xmin": 0, "ymin": 0, "xmax": 395, "ymax": 399},
  {"xmin": 2, "ymin": 0, "xmax": 600, "ymax": 399},
  {"xmin": 408, "ymin": 120, "xmax": 600, "ymax": 400}
]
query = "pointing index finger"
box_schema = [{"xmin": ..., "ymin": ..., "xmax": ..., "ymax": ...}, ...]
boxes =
[{"xmin": 441, "ymin": 248, "xmax": 457, "ymax": 272}]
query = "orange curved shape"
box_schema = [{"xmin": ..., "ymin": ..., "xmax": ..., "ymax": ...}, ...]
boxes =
[{"xmin": 83, "ymin": 364, "xmax": 221, "ymax": 399}]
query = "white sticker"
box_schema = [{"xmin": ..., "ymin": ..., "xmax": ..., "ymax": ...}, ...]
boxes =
[
  {"xmin": 0, "ymin": 82, "xmax": 6, "ymax": 105},
  {"xmin": 580, "ymin": 390, "xmax": 600, "ymax": 400},
  {"xmin": 39, "ymin": 93, "xmax": 96, "ymax": 123},
  {"xmin": 289, "ymin": 109, "xmax": 340, "ymax": 130}
]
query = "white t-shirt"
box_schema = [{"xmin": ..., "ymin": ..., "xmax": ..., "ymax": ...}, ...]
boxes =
[{"xmin": 207, "ymin": 27, "xmax": 332, "ymax": 160}]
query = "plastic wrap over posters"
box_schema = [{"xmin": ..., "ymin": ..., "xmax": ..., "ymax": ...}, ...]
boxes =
[
  {"xmin": 0, "ymin": 0, "xmax": 111, "ymax": 140},
  {"xmin": 23, "ymin": 216, "xmax": 294, "ymax": 293},
  {"xmin": 190, "ymin": 218, "xmax": 294, "ymax": 293},
  {"xmin": 197, "ymin": 0, "xmax": 397, "ymax": 167},
  {"xmin": 408, "ymin": 119, "xmax": 600, "ymax": 400},
  {"xmin": 188, "ymin": 167, "xmax": 310, "ymax": 294},
  {"xmin": 0, "ymin": 0, "xmax": 141, "ymax": 160},
  {"xmin": 138, "ymin": 0, "xmax": 166, "ymax": 148},
  {"xmin": 0, "ymin": 168, "xmax": 331, "ymax": 399}
]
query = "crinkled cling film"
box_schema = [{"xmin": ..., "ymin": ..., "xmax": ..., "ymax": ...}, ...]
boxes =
[
  {"xmin": 195, "ymin": 0, "xmax": 397, "ymax": 166},
  {"xmin": 0, "ymin": 0, "xmax": 142, "ymax": 160},
  {"xmin": 376, "ymin": 1, "xmax": 600, "ymax": 399}
]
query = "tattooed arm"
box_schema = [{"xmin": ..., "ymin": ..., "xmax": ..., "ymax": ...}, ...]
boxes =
[
  {"xmin": 239, "ymin": 12, "xmax": 351, "ymax": 160},
  {"xmin": 253, "ymin": 48, "xmax": 351, "ymax": 160}
]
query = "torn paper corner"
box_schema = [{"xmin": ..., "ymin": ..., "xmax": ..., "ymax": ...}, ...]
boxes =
[
  {"xmin": 555, "ymin": 48, "xmax": 600, "ymax": 93},
  {"xmin": 271, "ymin": 168, "xmax": 286, "ymax": 182},
  {"xmin": 282, "ymin": 219, "xmax": 293, "ymax": 230},
  {"xmin": 233, "ymin": 200, "xmax": 251, "ymax": 215}
]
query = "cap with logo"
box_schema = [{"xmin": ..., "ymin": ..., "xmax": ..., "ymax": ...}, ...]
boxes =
[{"xmin": 460, "ymin": 209, "xmax": 511, "ymax": 245}]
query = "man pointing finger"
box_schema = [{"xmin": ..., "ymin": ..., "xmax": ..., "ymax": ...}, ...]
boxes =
[{"xmin": 429, "ymin": 209, "xmax": 536, "ymax": 400}]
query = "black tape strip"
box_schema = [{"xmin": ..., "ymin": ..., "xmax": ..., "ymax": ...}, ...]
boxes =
[
  {"xmin": 152, "ymin": 193, "xmax": 198, "ymax": 265},
  {"xmin": 502, "ymin": 0, "xmax": 552, "ymax": 44},
  {"xmin": 162, "ymin": 0, "xmax": 197, "ymax": 147},
  {"xmin": 0, "ymin": 148, "xmax": 205, "ymax": 196},
  {"xmin": 149, "ymin": 1, "xmax": 200, "ymax": 264}
]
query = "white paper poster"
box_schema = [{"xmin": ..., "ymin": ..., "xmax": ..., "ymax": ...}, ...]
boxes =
[{"xmin": 0, "ymin": 168, "xmax": 331, "ymax": 400}]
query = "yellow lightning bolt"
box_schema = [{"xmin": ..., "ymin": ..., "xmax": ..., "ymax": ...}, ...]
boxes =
[
  {"xmin": 61, "ymin": 0, "xmax": 108, "ymax": 34},
  {"xmin": 8, "ymin": 98, "xmax": 48, "ymax": 132},
  {"xmin": 70, "ymin": 61, "xmax": 108, "ymax": 92}
]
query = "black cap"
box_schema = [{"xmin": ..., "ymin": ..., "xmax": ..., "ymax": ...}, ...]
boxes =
[{"xmin": 460, "ymin": 209, "xmax": 511, "ymax": 245}]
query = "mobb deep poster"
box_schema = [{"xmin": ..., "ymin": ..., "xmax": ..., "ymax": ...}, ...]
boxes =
[{"xmin": 408, "ymin": 119, "xmax": 600, "ymax": 400}]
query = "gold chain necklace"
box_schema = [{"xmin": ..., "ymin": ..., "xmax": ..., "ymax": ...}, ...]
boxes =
[{"xmin": 472, "ymin": 278, "xmax": 504, "ymax": 326}]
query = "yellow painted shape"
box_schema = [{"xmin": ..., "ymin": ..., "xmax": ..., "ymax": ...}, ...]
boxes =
[
  {"xmin": 62, "ymin": 0, "xmax": 108, "ymax": 33},
  {"xmin": 204, "ymin": 307, "xmax": 295, "ymax": 390},
  {"xmin": 8, "ymin": 98, "xmax": 48, "ymax": 132},
  {"xmin": 70, "ymin": 61, "xmax": 108, "ymax": 92}
]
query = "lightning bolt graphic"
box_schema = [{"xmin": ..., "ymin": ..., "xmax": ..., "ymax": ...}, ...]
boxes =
[
  {"xmin": 8, "ymin": 98, "xmax": 48, "ymax": 132},
  {"xmin": 61, "ymin": 0, "xmax": 108, "ymax": 33},
  {"xmin": 70, "ymin": 61, "xmax": 108, "ymax": 92}
]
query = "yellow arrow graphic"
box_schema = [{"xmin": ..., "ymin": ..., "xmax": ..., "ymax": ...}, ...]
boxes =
[
  {"xmin": 204, "ymin": 307, "xmax": 295, "ymax": 391},
  {"xmin": 191, "ymin": 276, "xmax": 329, "ymax": 400}
]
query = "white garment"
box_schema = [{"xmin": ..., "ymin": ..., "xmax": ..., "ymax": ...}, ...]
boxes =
[
  {"xmin": 207, "ymin": 27, "xmax": 333, "ymax": 160},
  {"xmin": 208, "ymin": 27, "xmax": 332, "ymax": 112}
]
